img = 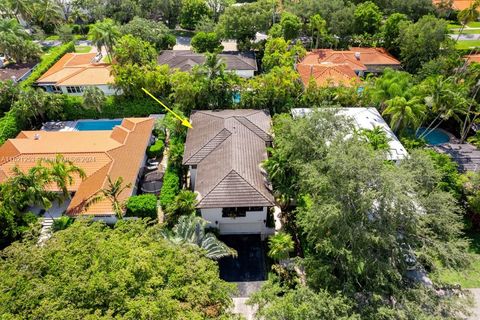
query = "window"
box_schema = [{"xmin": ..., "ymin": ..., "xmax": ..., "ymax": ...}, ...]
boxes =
[
  {"xmin": 66, "ymin": 86, "xmax": 84, "ymax": 93},
  {"xmin": 221, "ymin": 207, "xmax": 263, "ymax": 218}
]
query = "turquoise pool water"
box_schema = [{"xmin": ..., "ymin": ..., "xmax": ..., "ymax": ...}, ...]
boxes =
[
  {"xmin": 416, "ymin": 127, "xmax": 450, "ymax": 145},
  {"xmin": 75, "ymin": 119, "xmax": 122, "ymax": 131}
]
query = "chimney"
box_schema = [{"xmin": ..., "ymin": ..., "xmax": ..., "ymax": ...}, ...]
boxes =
[
  {"xmin": 34, "ymin": 133, "xmax": 40, "ymax": 140},
  {"xmin": 354, "ymin": 52, "xmax": 361, "ymax": 60}
]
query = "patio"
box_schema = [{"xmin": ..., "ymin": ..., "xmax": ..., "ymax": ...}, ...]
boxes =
[{"xmin": 434, "ymin": 143, "xmax": 480, "ymax": 172}]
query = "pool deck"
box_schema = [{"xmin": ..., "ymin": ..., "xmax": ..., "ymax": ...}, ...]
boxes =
[{"xmin": 434, "ymin": 142, "xmax": 480, "ymax": 172}]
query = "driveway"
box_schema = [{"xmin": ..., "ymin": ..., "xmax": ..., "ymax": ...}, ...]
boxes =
[{"xmin": 218, "ymin": 235, "xmax": 267, "ymax": 283}]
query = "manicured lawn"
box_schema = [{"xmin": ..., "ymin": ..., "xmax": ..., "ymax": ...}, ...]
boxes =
[
  {"xmin": 456, "ymin": 40, "xmax": 480, "ymax": 50},
  {"xmin": 449, "ymin": 22, "xmax": 480, "ymax": 30},
  {"xmin": 75, "ymin": 46, "xmax": 92, "ymax": 53},
  {"xmin": 433, "ymin": 230, "xmax": 480, "ymax": 288}
]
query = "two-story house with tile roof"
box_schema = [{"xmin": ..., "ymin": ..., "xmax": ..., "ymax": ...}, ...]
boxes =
[{"xmin": 183, "ymin": 109, "xmax": 274, "ymax": 235}]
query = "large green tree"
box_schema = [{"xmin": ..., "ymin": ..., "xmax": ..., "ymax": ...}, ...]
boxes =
[
  {"xmin": 0, "ymin": 18, "xmax": 41, "ymax": 62},
  {"xmin": 114, "ymin": 34, "xmax": 157, "ymax": 66},
  {"xmin": 354, "ymin": 1, "xmax": 382, "ymax": 35},
  {"xmin": 262, "ymin": 110, "xmax": 471, "ymax": 318},
  {"xmin": 120, "ymin": 16, "xmax": 176, "ymax": 50},
  {"xmin": 0, "ymin": 219, "xmax": 235, "ymax": 318},
  {"xmin": 179, "ymin": 0, "xmax": 211, "ymax": 30},
  {"xmin": 397, "ymin": 15, "xmax": 452, "ymax": 73}
]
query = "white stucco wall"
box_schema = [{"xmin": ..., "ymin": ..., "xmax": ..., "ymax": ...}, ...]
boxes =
[
  {"xmin": 58, "ymin": 84, "xmax": 119, "ymax": 96},
  {"xmin": 200, "ymin": 207, "xmax": 268, "ymax": 234},
  {"xmin": 233, "ymin": 69, "xmax": 255, "ymax": 78}
]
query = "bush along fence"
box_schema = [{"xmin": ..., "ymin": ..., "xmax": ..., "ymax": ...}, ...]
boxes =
[
  {"xmin": 159, "ymin": 132, "xmax": 185, "ymax": 211},
  {"xmin": 20, "ymin": 41, "xmax": 75, "ymax": 89}
]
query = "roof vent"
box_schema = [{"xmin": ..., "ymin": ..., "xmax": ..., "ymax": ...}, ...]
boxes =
[
  {"xmin": 354, "ymin": 52, "xmax": 361, "ymax": 60},
  {"xmin": 34, "ymin": 133, "xmax": 40, "ymax": 140}
]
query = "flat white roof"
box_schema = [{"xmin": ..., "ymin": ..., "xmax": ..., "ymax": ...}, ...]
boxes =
[{"xmin": 291, "ymin": 108, "xmax": 408, "ymax": 161}]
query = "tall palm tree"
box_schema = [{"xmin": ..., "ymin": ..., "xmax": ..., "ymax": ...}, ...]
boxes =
[
  {"xmin": 161, "ymin": 215, "xmax": 237, "ymax": 260},
  {"xmin": 382, "ymin": 96, "xmax": 425, "ymax": 134},
  {"xmin": 7, "ymin": 0, "xmax": 33, "ymax": 23},
  {"xmin": 268, "ymin": 232, "xmax": 294, "ymax": 261},
  {"xmin": 84, "ymin": 176, "xmax": 131, "ymax": 219},
  {"xmin": 42, "ymin": 154, "xmax": 86, "ymax": 199},
  {"xmin": 418, "ymin": 76, "xmax": 469, "ymax": 138},
  {"xmin": 88, "ymin": 19, "xmax": 121, "ymax": 62},
  {"xmin": 456, "ymin": 0, "xmax": 480, "ymax": 42},
  {"xmin": 32, "ymin": 0, "xmax": 64, "ymax": 27}
]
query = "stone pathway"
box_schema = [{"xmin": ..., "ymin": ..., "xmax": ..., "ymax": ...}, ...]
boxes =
[
  {"xmin": 232, "ymin": 281, "xmax": 264, "ymax": 320},
  {"xmin": 469, "ymin": 289, "xmax": 480, "ymax": 320}
]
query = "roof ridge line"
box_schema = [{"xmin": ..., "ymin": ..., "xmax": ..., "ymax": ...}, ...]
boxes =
[
  {"xmin": 229, "ymin": 168, "xmax": 274, "ymax": 206},
  {"xmin": 184, "ymin": 127, "xmax": 232, "ymax": 164},
  {"xmin": 233, "ymin": 116, "xmax": 271, "ymax": 141}
]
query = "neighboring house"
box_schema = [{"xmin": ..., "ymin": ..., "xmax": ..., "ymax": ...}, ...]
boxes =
[
  {"xmin": 292, "ymin": 108, "xmax": 408, "ymax": 162},
  {"xmin": 0, "ymin": 62, "xmax": 37, "ymax": 83},
  {"xmin": 433, "ymin": 0, "xmax": 476, "ymax": 10},
  {"xmin": 183, "ymin": 109, "xmax": 275, "ymax": 235},
  {"xmin": 36, "ymin": 53, "xmax": 117, "ymax": 95},
  {"xmin": 297, "ymin": 47, "xmax": 401, "ymax": 87},
  {"xmin": 0, "ymin": 118, "xmax": 154, "ymax": 222},
  {"xmin": 157, "ymin": 50, "xmax": 258, "ymax": 78}
]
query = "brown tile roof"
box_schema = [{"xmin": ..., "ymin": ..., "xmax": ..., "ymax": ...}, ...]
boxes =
[
  {"xmin": 0, "ymin": 62, "xmax": 37, "ymax": 82},
  {"xmin": 0, "ymin": 118, "xmax": 154, "ymax": 216},
  {"xmin": 183, "ymin": 110, "xmax": 274, "ymax": 208},
  {"xmin": 157, "ymin": 50, "xmax": 258, "ymax": 72},
  {"xmin": 36, "ymin": 53, "xmax": 114, "ymax": 86},
  {"xmin": 297, "ymin": 47, "xmax": 400, "ymax": 87}
]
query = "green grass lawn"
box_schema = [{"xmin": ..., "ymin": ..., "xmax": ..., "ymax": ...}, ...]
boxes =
[
  {"xmin": 456, "ymin": 40, "xmax": 480, "ymax": 50},
  {"xmin": 45, "ymin": 35, "xmax": 60, "ymax": 41},
  {"xmin": 75, "ymin": 46, "xmax": 92, "ymax": 53},
  {"xmin": 449, "ymin": 21, "xmax": 480, "ymax": 31},
  {"xmin": 433, "ymin": 230, "xmax": 480, "ymax": 288}
]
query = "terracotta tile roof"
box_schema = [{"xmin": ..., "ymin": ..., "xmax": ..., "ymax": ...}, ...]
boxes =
[
  {"xmin": 434, "ymin": 0, "xmax": 475, "ymax": 10},
  {"xmin": 183, "ymin": 110, "xmax": 274, "ymax": 209},
  {"xmin": 36, "ymin": 53, "xmax": 114, "ymax": 86},
  {"xmin": 297, "ymin": 47, "xmax": 400, "ymax": 87},
  {"xmin": 0, "ymin": 118, "xmax": 154, "ymax": 216},
  {"xmin": 466, "ymin": 54, "xmax": 480, "ymax": 64},
  {"xmin": 297, "ymin": 64, "xmax": 360, "ymax": 87}
]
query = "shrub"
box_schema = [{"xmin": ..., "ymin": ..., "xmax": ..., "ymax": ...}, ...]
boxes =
[
  {"xmin": 160, "ymin": 166, "xmax": 181, "ymax": 210},
  {"xmin": 125, "ymin": 194, "xmax": 158, "ymax": 219},
  {"xmin": 147, "ymin": 139, "xmax": 164, "ymax": 158},
  {"xmin": 20, "ymin": 41, "xmax": 75, "ymax": 89},
  {"xmin": 52, "ymin": 216, "xmax": 74, "ymax": 232},
  {"xmin": 191, "ymin": 32, "xmax": 223, "ymax": 53},
  {"xmin": 0, "ymin": 110, "xmax": 21, "ymax": 144}
]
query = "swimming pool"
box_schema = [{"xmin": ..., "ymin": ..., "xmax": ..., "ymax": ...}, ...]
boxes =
[
  {"xmin": 75, "ymin": 119, "xmax": 122, "ymax": 131},
  {"xmin": 416, "ymin": 127, "xmax": 450, "ymax": 145}
]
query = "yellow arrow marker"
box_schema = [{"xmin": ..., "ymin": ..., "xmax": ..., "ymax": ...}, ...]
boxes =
[{"xmin": 141, "ymin": 87, "xmax": 193, "ymax": 129}]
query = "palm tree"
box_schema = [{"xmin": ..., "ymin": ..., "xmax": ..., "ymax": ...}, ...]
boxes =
[
  {"xmin": 88, "ymin": 19, "xmax": 121, "ymax": 62},
  {"xmin": 173, "ymin": 190, "xmax": 197, "ymax": 215},
  {"xmin": 359, "ymin": 126, "xmax": 391, "ymax": 151},
  {"xmin": 456, "ymin": 0, "xmax": 480, "ymax": 42},
  {"xmin": 7, "ymin": 0, "xmax": 33, "ymax": 23},
  {"xmin": 268, "ymin": 232, "xmax": 294, "ymax": 261},
  {"xmin": 7, "ymin": 165, "xmax": 57, "ymax": 212},
  {"xmin": 382, "ymin": 96, "xmax": 425, "ymax": 134},
  {"xmin": 418, "ymin": 76, "xmax": 469, "ymax": 139},
  {"xmin": 42, "ymin": 154, "xmax": 86, "ymax": 200},
  {"xmin": 84, "ymin": 176, "xmax": 131, "ymax": 219},
  {"xmin": 32, "ymin": 0, "xmax": 64, "ymax": 27},
  {"xmin": 161, "ymin": 215, "xmax": 237, "ymax": 260}
]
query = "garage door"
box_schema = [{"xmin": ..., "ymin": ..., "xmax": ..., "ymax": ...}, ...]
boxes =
[{"xmin": 219, "ymin": 222, "xmax": 262, "ymax": 234}]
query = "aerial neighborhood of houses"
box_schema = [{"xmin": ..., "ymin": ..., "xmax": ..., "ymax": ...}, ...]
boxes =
[{"xmin": 3, "ymin": 0, "xmax": 480, "ymax": 319}]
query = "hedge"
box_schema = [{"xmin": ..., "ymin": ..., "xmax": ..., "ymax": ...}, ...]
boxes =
[
  {"xmin": 20, "ymin": 41, "xmax": 75, "ymax": 89},
  {"xmin": 125, "ymin": 194, "xmax": 158, "ymax": 219},
  {"xmin": 147, "ymin": 139, "xmax": 164, "ymax": 158},
  {"xmin": 61, "ymin": 96, "xmax": 162, "ymax": 120},
  {"xmin": 159, "ymin": 165, "xmax": 180, "ymax": 210},
  {"xmin": 0, "ymin": 110, "xmax": 21, "ymax": 145}
]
